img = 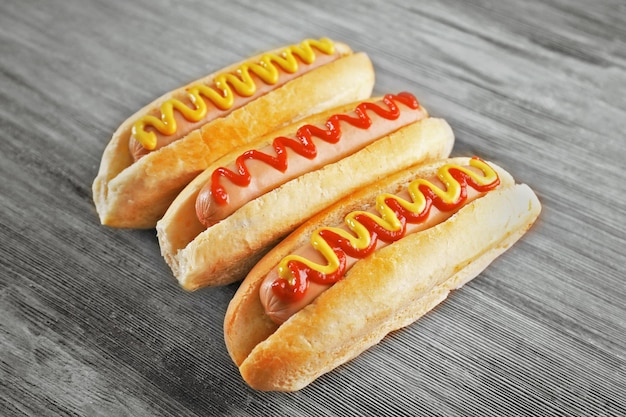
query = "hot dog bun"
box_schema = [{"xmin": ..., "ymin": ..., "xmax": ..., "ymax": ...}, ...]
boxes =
[
  {"xmin": 156, "ymin": 101, "xmax": 455, "ymax": 290},
  {"xmin": 223, "ymin": 157, "xmax": 541, "ymax": 391},
  {"xmin": 92, "ymin": 39, "xmax": 374, "ymax": 228}
]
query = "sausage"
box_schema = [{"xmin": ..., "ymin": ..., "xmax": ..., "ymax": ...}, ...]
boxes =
[
  {"xmin": 194, "ymin": 93, "xmax": 427, "ymax": 227},
  {"xmin": 128, "ymin": 41, "xmax": 341, "ymax": 161},
  {"xmin": 259, "ymin": 160, "xmax": 497, "ymax": 324}
]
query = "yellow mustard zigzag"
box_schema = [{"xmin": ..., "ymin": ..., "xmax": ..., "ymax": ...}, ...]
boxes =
[
  {"xmin": 277, "ymin": 158, "xmax": 499, "ymax": 281},
  {"xmin": 131, "ymin": 38, "xmax": 336, "ymax": 150}
]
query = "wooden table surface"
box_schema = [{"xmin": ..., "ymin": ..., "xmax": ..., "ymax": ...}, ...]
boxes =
[{"xmin": 1, "ymin": 0, "xmax": 625, "ymax": 415}]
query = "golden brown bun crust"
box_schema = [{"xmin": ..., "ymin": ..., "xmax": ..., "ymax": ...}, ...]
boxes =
[
  {"xmin": 223, "ymin": 158, "xmax": 541, "ymax": 391},
  {"xmin": 92, "ymin": 43, "xmax": 374, "ymax": 228},
  {"xmin": 157, "ymin": 117, "xmax": 454, "ymax": 290}
]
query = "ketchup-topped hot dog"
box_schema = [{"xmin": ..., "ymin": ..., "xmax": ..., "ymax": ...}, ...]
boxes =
[
  {"xmin": 93, "ymin": 38, "xmax": 374, "ymax": 228},
  {"xmin": 195, "ymin": 93, "xmax": 425, "ymax": 227},
  {"xmin": 224, "ymin": 157, "xmax": 541, "ymax": 391},
  {"xmin": 260, "ymin": 158, "xmax": 501, "ymax": 324},
  {"xmin": 157, "ymin": 93, "xmax": 454, "ymax": 290}
]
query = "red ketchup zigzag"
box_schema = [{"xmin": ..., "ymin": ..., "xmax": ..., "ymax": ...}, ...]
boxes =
[{"xmin": 209, "ymin": 92, "xmax": 420, "ymax": 206}]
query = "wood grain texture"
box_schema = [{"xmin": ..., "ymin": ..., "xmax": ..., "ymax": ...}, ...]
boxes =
[{"xmin": 1, "ymin": 0, "xmax": 624, "ymax": 415}]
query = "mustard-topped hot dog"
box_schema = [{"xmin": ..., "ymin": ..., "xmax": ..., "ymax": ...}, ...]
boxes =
[
  {"xmin": 260, "ymin": 157, "xmax": 501, "ymax": 324},
  {"xmin": 128, "ymin": 39, "xmax": 341, "ymax": 161},
  {"xmin": 224, "ymin": 157, "xmax": 541, "ymax": 391},
  {"xmin": 156, "ymin": 93, "xmax": 454, "ymax": 290},
  {"xmin": 93, "ymin": 38, "xmax": 375, "ymax": 228}
]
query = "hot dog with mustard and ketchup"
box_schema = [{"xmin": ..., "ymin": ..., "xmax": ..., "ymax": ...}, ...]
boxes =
[
  {"xmin": 224, "ymin": 157, "xmax": 541, "ymax": 391},
  {"xmin": 93, "ymin": 38, "xmax": 374, "ymax": 228},
  {"xmin": 156, "ymin": 92, "xmax": 455, "ymax": 290}
]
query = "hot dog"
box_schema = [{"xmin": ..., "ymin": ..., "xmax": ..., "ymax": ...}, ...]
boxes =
[
  {"xmin": 156, "ymin": 93, "xmax": 455, "ymax": 290},
  {"xmin": 92, "ymin": 38, "xmax": 375, "ymax": 228},
  {"xmin": 223, "ymin": 157, "xmax": 541, "ymax": 391}
]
